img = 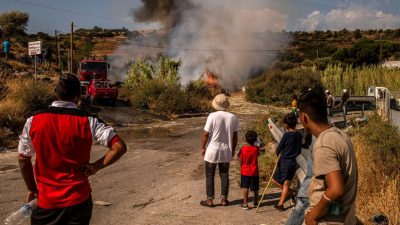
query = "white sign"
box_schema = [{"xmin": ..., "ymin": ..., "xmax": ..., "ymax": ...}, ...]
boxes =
[{"xmin": 28, "ymin": 41, "xmax": 42, "ymax": 56}]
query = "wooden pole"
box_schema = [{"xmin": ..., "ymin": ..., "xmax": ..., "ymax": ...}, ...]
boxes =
[
  {"xmin": 70, "ymin": 22, "xmax": 74, "ymax": 73},
  {"xmin": 55, "ymin": 30, "xmax": 61, "ymax": 74},
  {"xmin": 255, "ymin": 154, "xmax": 281, "ymax": 213}
]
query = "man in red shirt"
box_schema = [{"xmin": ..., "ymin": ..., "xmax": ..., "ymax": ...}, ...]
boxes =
[
  {"xmin": 238, "ymin": 131, "xmax": 260, "ymax": 210},
  {"xmin": 18, "ymin": 73, "xmax": 127, "ymax": 225}
]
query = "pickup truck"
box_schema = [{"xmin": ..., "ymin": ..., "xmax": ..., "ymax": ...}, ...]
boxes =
[{"xmin": 86, "ymin": 79, "xmax": 118, "ymax": 105}]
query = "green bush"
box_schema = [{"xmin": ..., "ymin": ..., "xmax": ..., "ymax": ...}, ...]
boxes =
[
  {"xmin": 123, "ymin": 57, "xmax": 212, "ymax": 116},
  {"xmin": 246, "ymin": 67, "xmax": 322, "ymax": 105}
]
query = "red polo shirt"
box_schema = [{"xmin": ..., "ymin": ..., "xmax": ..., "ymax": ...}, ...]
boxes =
[{"xmin": 239, "ymin": 145, "xmax": 260, "ymax": 176}]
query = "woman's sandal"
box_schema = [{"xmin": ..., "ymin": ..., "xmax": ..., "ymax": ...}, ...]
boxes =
[{"xmin": 200, "ymin": 200, "xmax": 215, "ymax": 208}]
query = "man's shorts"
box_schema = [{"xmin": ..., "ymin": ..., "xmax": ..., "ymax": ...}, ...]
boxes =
[
  {"xmin": 240, "ymin": 175, "xmax": 259, "ymax": 191},
  {"xmin": 31, "ymin": 196, "xmax": 92, "ymax": 225}
]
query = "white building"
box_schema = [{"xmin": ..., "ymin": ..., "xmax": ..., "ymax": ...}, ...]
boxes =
[{"xmin": 381, "ymin": 60, "xmax": 400, "ymax": 68}]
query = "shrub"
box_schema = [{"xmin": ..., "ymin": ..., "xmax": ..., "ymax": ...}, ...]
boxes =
[
  {"xmin": 123, "ymin": 57, "xmax": 212, "ymax": 116},
  {"xmin": 246, "ymin": 67, "xmax": 322, "ymax": 105},
  {"xmin": 0, "ymin": 78, "xmax": 55, "ymax": 147}
]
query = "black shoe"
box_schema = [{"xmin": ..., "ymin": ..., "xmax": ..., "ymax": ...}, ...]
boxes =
[{"xmin": 274, "ymin": 203, "xmax": 285, "ymax": 211}]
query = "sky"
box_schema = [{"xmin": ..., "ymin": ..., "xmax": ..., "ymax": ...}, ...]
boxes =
[{"xmin": 1, "ymin": 0, "xmax": 400, "ymax": 34}]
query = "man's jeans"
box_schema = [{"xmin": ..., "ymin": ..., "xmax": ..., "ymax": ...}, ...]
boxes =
[
  {"xmin": 205, "ymin": 162, "xmax": 229, "ymax": 200},
  {"xmin": 285, "ymin": 197, "xmax": 310, "ymax": 225}
]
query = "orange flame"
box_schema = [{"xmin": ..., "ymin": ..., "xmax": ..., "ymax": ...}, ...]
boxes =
[{"xmin": 204, "ymin": 68, "xmax": 218, "ymax": 89}]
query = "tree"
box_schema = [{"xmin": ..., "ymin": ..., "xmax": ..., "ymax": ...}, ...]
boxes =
[
  {"xmin": 354, "ymin": 29, "xmax": 362, "ymax": 39},
  {"xmin": 0, "ymin": 11, "xmax": 29, "ymax": 37}
]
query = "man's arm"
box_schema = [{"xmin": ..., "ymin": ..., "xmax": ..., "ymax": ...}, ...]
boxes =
[
  {"xmin": 200, "ymin": 131, "xmax": 209, "ymax": 156},
  {"xmin": 83, "ymin": 139, "xmax": 127, "ymax": 176},
  {"xmin": 18, "ymin": 156, "xmax": 37, "ymax": 202},
  {"xmin": 232, "ymin": 131, "xmax": 238, "ymax": 157},
  {"xmin": 305, "ymin": 170, "xmax": 345, "ymax": 225}
]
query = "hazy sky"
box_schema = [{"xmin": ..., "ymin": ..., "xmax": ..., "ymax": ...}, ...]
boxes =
[{"xmin": 1, "ymin": 0, "xmax": 400, "ymax": 34}]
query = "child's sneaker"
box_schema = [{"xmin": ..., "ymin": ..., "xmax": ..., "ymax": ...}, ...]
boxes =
[{"xmin": 240, "ymin": 203, "xmax": 250, "ymax": 210}]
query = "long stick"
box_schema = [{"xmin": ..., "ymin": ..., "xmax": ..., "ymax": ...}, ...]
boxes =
[{"xmin": 255, "ymin": 154, "xmax": 280, "ymax": 213}]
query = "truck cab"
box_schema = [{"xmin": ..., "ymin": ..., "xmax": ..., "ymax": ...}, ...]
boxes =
[{"xmin": 78, "ymin": 58, "xmax": 109, "ymax": 85}]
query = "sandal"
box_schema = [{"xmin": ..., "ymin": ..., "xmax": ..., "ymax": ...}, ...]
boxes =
[
  {"xmin": 240, "ymin": 203, "xmax": 250, "ymax": 210},
  {"xmin": 200, "ymin": 200, "xmax": 214, "ymax": 208},
  {"xmin": 221, "ymin": 199, "xmax": 230, "ymax": 206},
  {"xmin": 274, "ymin": 203, "xmax": 285, "ymax": 211}
]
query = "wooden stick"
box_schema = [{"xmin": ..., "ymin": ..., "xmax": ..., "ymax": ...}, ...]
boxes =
[{"xmin": 255, "ymin": 154, "xmax": 280, "ymax": 213}]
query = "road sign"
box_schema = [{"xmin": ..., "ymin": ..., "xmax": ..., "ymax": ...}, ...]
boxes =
[{"xmin": 28, "ymin": 41, "xmax": 42, "ymax": 56}]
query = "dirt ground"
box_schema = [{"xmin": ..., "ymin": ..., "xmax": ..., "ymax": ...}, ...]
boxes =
[{"xmin": 0, "ymin": 93, "xmax": 293, "ymax": 225}]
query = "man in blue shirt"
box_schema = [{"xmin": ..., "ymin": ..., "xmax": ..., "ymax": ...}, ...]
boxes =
[{"xmin": 3, "ymin": 39, "xmax": 10, "ymax": 60}]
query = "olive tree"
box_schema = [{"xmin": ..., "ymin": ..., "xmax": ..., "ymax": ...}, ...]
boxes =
[{"xmin": 0, "ymin": 11, "xmax": 29, "ymax": 37}]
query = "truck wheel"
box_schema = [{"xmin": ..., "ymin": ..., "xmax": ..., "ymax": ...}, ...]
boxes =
[{"xmin": 110, "ymin": 99, "xmax": 116, "ymax": 106}]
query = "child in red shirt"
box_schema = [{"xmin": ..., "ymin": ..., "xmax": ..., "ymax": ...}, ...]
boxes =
[{"xmin": 238, "ymin": 131, "xmax": 260, "ymax": 209}]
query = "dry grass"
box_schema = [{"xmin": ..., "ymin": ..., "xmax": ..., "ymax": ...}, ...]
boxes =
[
  {"xmin": 0, "ymin": 78, "xmax": 55, "ymax": 148},
  {"xmin": 353, "ymin": 116, "xmax": 400, "ymax": 224}
]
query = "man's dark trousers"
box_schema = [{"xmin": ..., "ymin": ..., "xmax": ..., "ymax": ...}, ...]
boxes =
[{"xmin": 205, "ymin": 162, "xmax": 229, "ymax": 199}]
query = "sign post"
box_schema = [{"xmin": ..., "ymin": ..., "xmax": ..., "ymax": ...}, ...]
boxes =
[{"xmin": 28, "ymin": 41, "xmax": 42, "ymax": 83}]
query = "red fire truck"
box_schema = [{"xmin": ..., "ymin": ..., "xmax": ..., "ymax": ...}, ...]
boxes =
[{"xmin": 78, "ymin": 57, "xmax": 118, "ymax": 104}]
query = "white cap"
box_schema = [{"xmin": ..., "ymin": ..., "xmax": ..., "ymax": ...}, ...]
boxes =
[
  {"xmin": 343, "ymin": 89, "xmax": 347, "ymax": 93},
  {"xmin": 325, "ymin": 90, "xmax": 329, "ymax": 93}
]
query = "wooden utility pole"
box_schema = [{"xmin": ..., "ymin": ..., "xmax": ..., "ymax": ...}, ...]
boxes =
[
  {"xmin": 55, "ymin": 30, "xmax": 61, "ymax": 74},
  {"xmin": 316, "ymin": 50, "xmax": 319, "ymax": 70},
  {"xmin": 380, "ymin": 33, "xmax": 383, "ymax": 65},
  {"xmin": 70, "ymin": 22, "xmax": 74, "ymax": 73}
]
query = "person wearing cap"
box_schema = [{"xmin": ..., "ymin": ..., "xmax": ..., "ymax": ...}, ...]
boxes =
[
  {"xmin": 18, "ymin": 73, "xmax": 127, "ymax": 225},
  {"xmin": 340, "ymin": 89, "xmax": 349, "ymax": 107},
  {"xmin": 200, "ymin": 94, "xmax": 239, "ymax": 207}
]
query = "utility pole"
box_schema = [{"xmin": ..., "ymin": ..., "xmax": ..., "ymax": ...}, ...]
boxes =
[
  {"xmin": 380, "ymin": 33, "xmax": 383, "ymax": 65},
  {"xmin": 55, "ymin": 30, "xmax": 61, "ymax": 74},
  {"xmin": 316, "ymin": 50, "xmax": 319, "ymax": 70},
  {"xmin": 70, "ymin": 22, "xmax": 74, "ymax": 73}
]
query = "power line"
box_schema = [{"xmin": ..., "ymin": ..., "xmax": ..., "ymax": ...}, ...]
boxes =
[{"xmin": 127, "ymin": 42, "xmax": 283, "ymax": 53}]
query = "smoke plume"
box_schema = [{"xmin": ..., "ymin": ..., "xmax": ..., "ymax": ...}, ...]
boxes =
[{"xmin": 109, "ymin": 0, "xmax": 290, "ymax": 90}]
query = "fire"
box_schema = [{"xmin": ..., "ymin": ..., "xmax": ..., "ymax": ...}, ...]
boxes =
[{"xmin": 204, "ymin": 68, "xmax": 219, "ymax": 89}]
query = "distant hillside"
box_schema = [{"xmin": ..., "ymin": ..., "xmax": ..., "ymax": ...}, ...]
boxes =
[
  {"xmin": 1, "ymin": 27, "xmax": 128, "ymax": 77},
  {"xmin": 276, "ymin": 29, "xmax": 400, "ymax": 70}
]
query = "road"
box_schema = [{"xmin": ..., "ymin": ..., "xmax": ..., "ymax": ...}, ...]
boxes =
[{"xmin": 0, "ymin": 94, "xmax": 289, "ymax": 225}]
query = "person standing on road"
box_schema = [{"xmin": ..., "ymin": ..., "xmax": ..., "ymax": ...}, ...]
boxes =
[
  {"xmin": 297, "ymin": 86, "xmax": 358, "ymax": 225},
  {"xmin": 2, "ymin": 39, "xmax": 11, "ymax": 61},
  {"xmin": 271, "ymin": 113, "xmax": 302, "ymax": 211},
  {"xmin": 238, "ymin": 130, "xmax": 260, "ymax": 210},
  {"xmin": 200, "ymin": 94, "xmax": 239, "ymax": 207},
  {"xmin": 18, "ymin": 73, "xmax": 127, "ymax": 225}
]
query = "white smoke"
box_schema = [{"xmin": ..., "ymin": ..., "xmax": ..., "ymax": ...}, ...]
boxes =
[{"xmin": 109, "ymin": 0, "xmax": 290, "ymax": 89}]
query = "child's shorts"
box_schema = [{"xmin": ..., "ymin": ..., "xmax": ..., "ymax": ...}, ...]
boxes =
[
  {"xmin": 272, "ymin": 160, "xmax": 297, "ymax": 186},
  {"xmin": 240, "ymin": 175, "xmax": 259, "ymax": 191}
]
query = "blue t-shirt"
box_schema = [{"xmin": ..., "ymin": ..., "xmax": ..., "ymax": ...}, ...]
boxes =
[{"xmin": 3, "ymin": 41, "xmax": 10, "ymax": 53}]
